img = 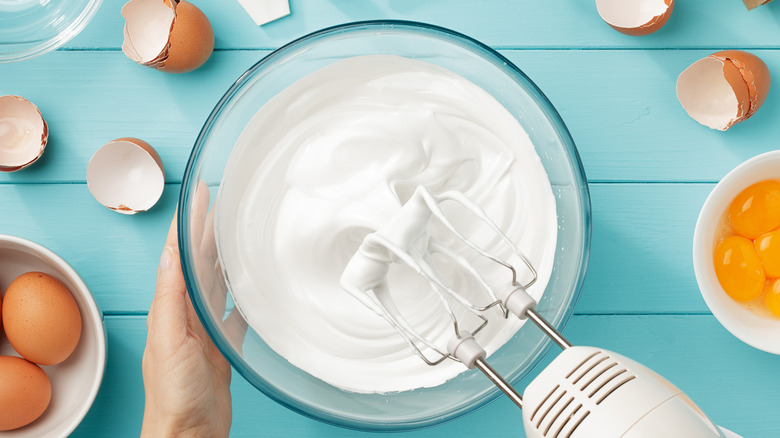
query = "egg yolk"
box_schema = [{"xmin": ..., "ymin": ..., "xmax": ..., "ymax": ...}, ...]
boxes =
[
  {"xmin": 728, "ymin": 180, "xmax": 780, "ymax": 239},
  {"xmin": 765, "ymin": 279, "xmax": 780, "ymax": 318},
  {"xmin": 714, "ymin": 236, "xmax": 766, "ymax": 302},
  {"xmin": 754, "ymin": 229, "xmax": 780, "ymax": 278}
]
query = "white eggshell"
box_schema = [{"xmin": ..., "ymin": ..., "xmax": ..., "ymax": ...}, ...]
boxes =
[
  {"xmin": 0, "ymin": 95, "xmax": 48, "ymax": 172},
  {"xmin": 86, "ymin": 138, "xmax": 165, "ymax": 214},
  {"xmin": 121, "ymin": 0, "xmax": 175, "ymax": 64},
  {"xmin": 676, "ymin": 57, "xmax": 740, "ymax": 131}
]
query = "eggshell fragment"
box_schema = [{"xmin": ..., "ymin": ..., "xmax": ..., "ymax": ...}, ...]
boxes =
[
  {"xmin": 0, "ymin": 356, "xmax": 51, "ymax": 431},
  {"xmin": 2, "ymin": 272, "xmax": 83, "ymax": 366},
  {"xmin": 121, "ymin": 0, "xmax": 214, "ymax": 73},
  {"xmin": 87, "ymin": 137, "xmax": 165, "ymax": 214},
  {"xmin": 0, "ymin": 95, "xmax": 48, "ymax": 172},
  {"xmin": 677, "ymin": 50, "xmax": 771, "ymax": 131},
  {"xmin": 595, "ymin": 0, "xmax": 674, "ymax": 36},
  {"xmin": 237, "ymin": 0, "xmax": 290, "ymax": 25},
  {"xmin": 744, "ymin": 0, "xmax": 773, "ymax": 10}
]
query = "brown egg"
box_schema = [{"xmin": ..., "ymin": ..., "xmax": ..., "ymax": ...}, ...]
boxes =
[
  {"xmin": 0, "ymin": 288, "xmax": 3, "ymax": 341},
  {"xmin": 0, "ymin": 356, "xmax": 51, "ymax": 431},
  {"xmin": 2, "ymin": 272, "xmax": 82, "ymax": 365}
]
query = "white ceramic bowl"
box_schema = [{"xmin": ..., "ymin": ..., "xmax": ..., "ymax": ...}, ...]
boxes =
[
  {"xmin": 0, "ymin": 235, "xmax": 106, "ymax": 437},
  {"xmin": 693, "ymin": 150, "xmax": 780, "ymax": 355}
]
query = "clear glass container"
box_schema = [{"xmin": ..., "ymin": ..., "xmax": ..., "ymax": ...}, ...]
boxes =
[
  {"xmin": 0, "ymin": 0, "xmax": 102, "ymax": 62},
  {"xmin": 179, "ymin": 20, "xmax": 591, "ymax": 431}
]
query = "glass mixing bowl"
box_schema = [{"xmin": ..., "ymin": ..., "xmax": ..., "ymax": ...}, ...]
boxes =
[
  {"xmin": 0, "ymin": 0, "xmax": 102, "ymax": 62},
  {"xmin": 179, "ymin": 20, "xmax": 591, "ymax": 431}
]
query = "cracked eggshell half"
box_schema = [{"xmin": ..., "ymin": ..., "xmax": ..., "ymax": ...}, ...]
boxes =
[
  {"xmin": 0, "ymin": 95, "xmax": 48, "ymax": 172},
  {"xmin": 677, "ymin": 51, "xmax": 771, "ymax": 131},
  {"xmin": 87, "ymin": 138, "xmax": 165, "ymax": 214},
  {"xmin": 121, "ymin": 0, "xmax": 214, "ymax": 73},
  {"xmin": 595, "ymin": 0, "xmax": 674, "ymax": 36}
]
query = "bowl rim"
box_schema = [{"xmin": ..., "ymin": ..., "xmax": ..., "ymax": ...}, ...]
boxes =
[
  {"xmin": 179, "ymin": 19, "xmax": 591, "ymax": 431},
  {"xmin": 0, "ymin": 233, "xmax": 107, "ymax": 435},
  {"xmin": 0, "ymin": 0, "xmax": 103, "ymax": 63},
  {"xmin": 692, "ymin": 149, "xmax": 780, "ymax": 355}
]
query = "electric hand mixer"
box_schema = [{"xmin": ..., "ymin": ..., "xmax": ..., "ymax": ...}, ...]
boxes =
[{"xmin": 341, "ymin": 186, "xmax": 731, "ymax": 438}]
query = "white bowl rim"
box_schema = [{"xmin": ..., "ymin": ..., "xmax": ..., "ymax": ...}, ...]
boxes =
[
  {"xmin": 692, "ymin": 150, "xmax": 780, "ymax": 355},
  {"xmin": 0, "ymin": 234, "xmax": 107, "ymax": 435}
]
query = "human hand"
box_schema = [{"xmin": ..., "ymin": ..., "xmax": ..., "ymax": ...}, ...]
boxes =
[{"xmin": 141, "ymin": 213, "xmax": 232, "ymax": 438}]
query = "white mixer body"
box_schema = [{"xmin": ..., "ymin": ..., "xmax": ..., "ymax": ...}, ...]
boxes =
[{"xmin": 522, "ymin": 346, "xmax": 724, "ymax": 438}]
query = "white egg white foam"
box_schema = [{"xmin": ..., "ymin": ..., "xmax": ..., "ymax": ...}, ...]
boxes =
[{"xmin": 215, "ymin": 55, "xmax": 558, "ymax": 393}]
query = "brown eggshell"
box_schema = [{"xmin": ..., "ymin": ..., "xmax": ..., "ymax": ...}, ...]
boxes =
[
  {"xmin": 597, "ymin": 0, "xmax": 674, "ymax": 36},
  {"xmin": 121, "ymin": 0, "xmax": 213, "ymax": 73},
  {"xmin": 86, "ymin": 137, "xmax": 165, "ymax": 214},
  {"xmin": 160, "ymin": 0, "xmax": 214, "ymax": 73},
  {"xmin": 677, "ymin": 50, "xmax": 771, "ymax": 131},
  {"xmin": 711, "ymin": 50, "xmax": 771, "ymax": 120},
  {"xmin": 2, "ymin": 272, "xmax": 82, "ymax": 365},
  {"xmin": 743, "ymin": 0, "xmax": 773, "ymax": 10},
  {"xmin": 0, "ymin": 289, "xmax": 3, "ymax": 341},
  {"xmin": 0, "ymin": 356, "xmax": 52, "ymax": 431}
]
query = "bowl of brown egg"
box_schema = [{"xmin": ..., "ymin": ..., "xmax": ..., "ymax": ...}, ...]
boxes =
[{"xmin": 0, "ymin": 235, "xmax": 106, "ymax": 437}]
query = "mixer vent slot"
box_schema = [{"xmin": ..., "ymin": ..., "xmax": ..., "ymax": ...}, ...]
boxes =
[
  {"xmin": 535, "ymin": 388, "xmax": 567, "ymax": 428},
  {"xmin": 564, "ymin": 410, "xmax": 590, "ymax": 438},
  {"xmin": 596, "ymin": 375, "xmax": 636, "ymax": 405},
  {"xmin": 531, "ymin": 390, "xmax": 596, "ymax": 438},
  {"xmin": 543, "ymin": 395, "xmax": 573, "ymax": 436},
  {"xmin": 530, "ymin": 384, "xmax": 560, "ymax": 423},
  {"xmin": 580, "ymin": 361, "xmax": 617, "ymax": 391},
  {"xmin": 565, "ymin": 350, "xmax": 600, "ymax": 379},
  {"xmin": 551, "ymin": 403, "xmax": 581, "ymax": 438},
  {"xmin": 534, "ymin": 400, "xmax": 591, "ymax": 438},
  {"xmin": 571, "ymin": 354, "xmax": 608, "ymax": 385}
]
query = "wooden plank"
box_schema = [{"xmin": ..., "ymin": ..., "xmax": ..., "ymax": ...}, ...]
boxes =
[
  {"xmin": 70, "ymin": 314, "xmax": 779, "ymax": 437},
  {"xmin": 0, "ymin": 184, "xmax": 176, "ymax": 314},
  {"xmin": 580, "ymin": 183, "xmax": 714, "ymax": 314},
  {"xmin": 0, "ymin": 183, "xmax": 722, "ymax": 314},
  {"xmin": 68, "ymin": 0, "xmax": 780, "ymax": 50},
  {"xmin": 2, "ymin": 50, "xmax": 779, "ymax": 184}
]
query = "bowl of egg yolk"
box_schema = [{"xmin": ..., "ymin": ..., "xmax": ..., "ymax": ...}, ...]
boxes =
[{"xmin": 693, "ymin": 150, "xmax": 780, "ymax": 354}]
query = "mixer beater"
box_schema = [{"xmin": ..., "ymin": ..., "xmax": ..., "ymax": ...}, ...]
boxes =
[{"xmin": 341, "ymin": 186, "xmax": 733, "ymax": 438}]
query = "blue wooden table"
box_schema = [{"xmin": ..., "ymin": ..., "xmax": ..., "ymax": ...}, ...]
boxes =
[{"xmin": 2, "ymin": 0, "xmax": 779, "ymax": 436}]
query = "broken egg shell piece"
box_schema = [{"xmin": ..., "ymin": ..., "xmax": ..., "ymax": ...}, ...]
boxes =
[
  {"xmin": 87, "ymin": 138, "xmax": 165, "ymax": 215},
  {"xmin": 121, "ymin": 0, "xmax": 214, "ymax": 74},
  {"xmin": 712, "ymin": 51, "xmax": 771, "ymax": 121},
  {"xmin": 0, "ymin": 95, "xmax": 48, "ymax": 172},
  {"xmin": 160, "ymin": 0, "xmax": 214, "ymax": 73},
  {"xmin": 744, "ymin": 0, "xmax": 773, "ymax": 10},
  {"xmin": 677, "ymin": 51, "xmax": 771, "ymax": 131},
  {"xmin": 595, "ymin": 0, "xmax": 674, "ymax": 36},
  {"xmin": 121, "ymin": 0, "xmax": 175, "ymax": 64}
]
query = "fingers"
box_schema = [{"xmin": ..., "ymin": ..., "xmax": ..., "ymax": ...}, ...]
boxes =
[{"xmin": 148, "ymin": 212, "xmax": 188, "ymax": 343}]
